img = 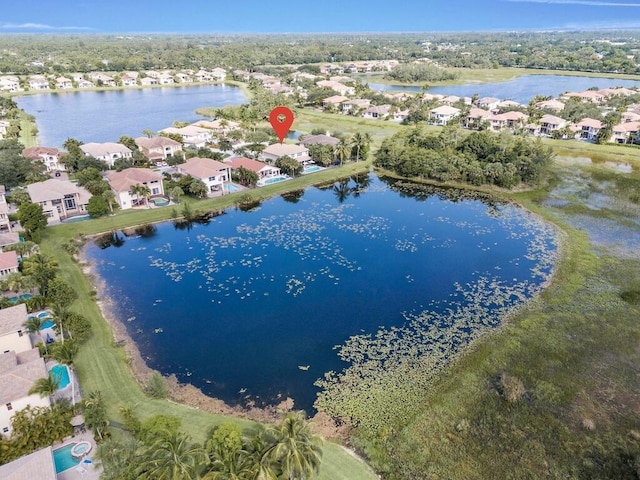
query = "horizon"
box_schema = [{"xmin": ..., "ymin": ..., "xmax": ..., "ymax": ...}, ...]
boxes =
[{"xmin": 3, "ymin": 0, "xmax": 640, "ymax": 34}]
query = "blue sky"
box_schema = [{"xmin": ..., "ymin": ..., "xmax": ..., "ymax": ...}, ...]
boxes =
[{"xmin": 1, "ymin": 0, "xmax": 640, "ymax": 33}]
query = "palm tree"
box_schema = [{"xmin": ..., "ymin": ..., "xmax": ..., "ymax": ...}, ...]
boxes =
[
  {"xmin": 29, "ymin": 373, "xmax": 60, "ymax": 398},
  {"xmin": 21, "ymin": 253, "xmax": 57, "ymax": 298},
  {"xmin": 261, "ymin": 412, "xmax": 323, "ymax": 480},
  {"xmin": 334, "ymin": 140, "xmax": 351, "ymax": 166},
  {"xmin": 138, "ymin": 430, "xmax": 206, "ymax": 480},
  {"xmin": 350, "ymin": 132, "xmax": 372, "ymax": 163},
  {"xmin": 83, "ymin": 390, "xmax": 109, "ymax": 440},
  {"xmin": 24, "ymin": 315, "xmax": 49, "ymax": 354},
  {"xmin": 102, "ymin": 189, "xmax": 116, "ymax": 214},
  {"xmin": 5, "ymin": 241, "xmax": 37, "ymax": 261},
  {"xmin": 142, "ymin": 129, "xmax": 155, "ymax": 138},
  {"xmin": 52, "ymin": 339, "xmax": 78, "ymax": 405},
  {"xmin": 129, "ymin": 183, "xmax": 152, "ymax": 208},
  {"xmin": 168, "ymin": 186, "xmax": 184, "ymax": 204}
]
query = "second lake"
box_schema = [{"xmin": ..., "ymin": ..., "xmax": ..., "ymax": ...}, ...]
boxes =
[{"xmin": 86, "ymin": 175, "xmax": 558, "ymax": 414}]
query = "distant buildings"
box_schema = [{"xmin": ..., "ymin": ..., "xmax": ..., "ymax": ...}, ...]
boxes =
[{"xmin": 79, "ymin": 142, "xmax": 132, "ymax": 168}]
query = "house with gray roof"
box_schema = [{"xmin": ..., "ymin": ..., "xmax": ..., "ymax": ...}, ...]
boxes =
[
  {"xmin": 0, "ymin": 348, "xmax": 49, "ymax": 436},
  {"xmin": 0, "ymin": 304, "xmax": 30, "ymax": 355},
  {"xmin": 26, "ymin": 179, "xmax": 91, "ymax": 223},
  {"xmin": 0, "ymin": 446, "xmax": 57, "ymax": 479}
]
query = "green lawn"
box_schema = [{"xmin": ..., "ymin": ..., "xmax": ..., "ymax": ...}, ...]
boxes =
[{"xmin": 41, "ymin": 165, "xmax": 377, "ymax": 480}]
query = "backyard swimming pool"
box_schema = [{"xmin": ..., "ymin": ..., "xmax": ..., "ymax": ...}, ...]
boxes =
[
  {"xmin": 302, "ymin": 165, "xmax": 324, "ymax": 174},
  {"xmin": 258, "ymin": 175, "xmax": 290, "ymax": 186},
  {"xmin": 8, "ymin": 293, "xmax": 32, "ymax": 303},
  {"xmin": 53, "ymin": 443, "xmax": 80, "ymax": 473},
  {"xmin": 50, "ymin": 364, "xmax": 70, "ymax": 390},
  {"xmin": 225, "ymin": 183, "xmax": 240, "ymax": 192},
  {"xmin": 63, "ymin": 215, "xmax": 91, "ymax": 223}
]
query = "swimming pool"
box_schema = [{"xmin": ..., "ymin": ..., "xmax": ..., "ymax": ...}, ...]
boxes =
[
  {"xmin": 50, "ymin": 364, "xmax": 70, "ymax": 390},
  {"xmin": 225, "ymin": 183, "xmax": 240, "ymax": 192},
  {"xmin": 38, "ymin": 311, "xmax": 50, "ymax": 318},
  {"xmin": 302, "ymin": 165, "xmax": 324, "ymax": 174},
  {"xmin": 63, "ymin": 215, "xmax": 91, "ymax": 223},
  {"xmin": 41, "ymin": 320, "xmax": 55, "ymax": 329},
  {"xmin": 258, "ymin": 175, "xmax": 290, "ymax": 186},
  {"xmin": 151, "ymin": 197, "xmax": 170, "ymax": 206},
  {"xmin": 8, "ymin": 293, "xmax": 32, "ymax": 303},
  {"xmin": 53, "ymin": 443, "xmax": 81, "ymax": 473}
]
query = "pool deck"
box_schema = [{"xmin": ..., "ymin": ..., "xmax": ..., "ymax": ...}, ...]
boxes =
[{"xmin": 54, "ymin": 432, "xmax": 101, "ymax": 480}]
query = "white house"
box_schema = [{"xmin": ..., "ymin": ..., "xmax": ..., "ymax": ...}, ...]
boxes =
[
  {"xmin": 28, "ymin": 76, "xmax": 49, "ymax": 90},
  {"xmin": 316, "ymin": 80, "xmax": 354, "ymax": 96},
  {"xmin": 80, "ymin": 142, "xmax": 132, "ymax": 168},
  {"xmin": 539, "ymin": 114, "xmax": 567, "ymax": 135},
  {"xmin": 341, "ymin": 98, "xmax": 371, "ymax": 114},
  {"xmin": 262, "ymin": 144, "xmax": 311, "ymax": 164},
  {"xmin": 192, "ymin": 119, "xmax": 241, "ymax": 136},
  {"xmin": 22, "ymin": 146, "xmax": 66, "ymax": 172},
  {"xmin": 227, "ymin": 157, "xmax": 281, "ymax": 179},
  {"xmin": 0, "ymin": 76, "xmax": 20, "ymax": 92},
  {"xmin": 159, "ymin": 126, "xmax": 212, "ymax": 149},
  {"xmin": 26, "ymin": 179, "xmax": 91, "ymax": 223},
  {"xmin": 429, "ymin": 105, "xmax": 461, "ymax": 126},
  {"xmin": 0, "ymin": 348, "xmax": 50, "ymax": 436},
  {"xmin": 176, "ymin": 157, "xmax": 232, "ymax": 195},
  {"xmin": 0, "ymin": 304, "xmax": 30, "ymax": 355},
  {"xmin": 362, "ymin": 104, "xmax": 392, "ymax": 120},
  {"xmin": 105, "ymin": 168, "xmax": 165, "ymax": 209},
  {"xmin": 211, "ymin": 68, "xmax": 227, "ymax": 81},
  {"xmin": 575, "ymin": 118, "xmax": 603, "ymax": 141},
  {"xmin": 55, "ymin": 77, "xmax": 72, "ymax": 89}
]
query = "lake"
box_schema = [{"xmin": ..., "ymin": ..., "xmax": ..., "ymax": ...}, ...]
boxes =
[
  {"xmin": 368, "ymin": 74, "xmax": 640, "ymax": 104},
  {"xmin": 16, "ymin": 84, "xmax": 247, "ymax": 148},
  {"xmin": 85, "ymin": 175, "xmax": 557, "ymax": 414}
]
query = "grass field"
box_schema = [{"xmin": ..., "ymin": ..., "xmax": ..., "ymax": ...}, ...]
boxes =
[{"xmin": 41, "ymin": 164, "xmax": 377, "ymax": 480}]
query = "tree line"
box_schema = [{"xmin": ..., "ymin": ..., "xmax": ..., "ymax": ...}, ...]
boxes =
[{"xmin": 374, "ymin": 125, "xmax": 554, "ymax": 188}]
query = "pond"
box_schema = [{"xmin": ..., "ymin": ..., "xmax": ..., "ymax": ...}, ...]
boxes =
[
  {"xmin": 367, "ymin": 74, "xmax": 640, "ymax": 104},
  {"xmin": 85, "ymin": 175, "xmax": 557, "ymax": 413},
  {"xmin": 16, "ymin": 84, "xmax": 247, "ymax": 148}
]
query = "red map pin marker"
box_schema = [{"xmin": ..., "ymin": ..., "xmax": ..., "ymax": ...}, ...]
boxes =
[{"xmin": 269, "ymin": 106, "xmax": 294, "ymax": 144}]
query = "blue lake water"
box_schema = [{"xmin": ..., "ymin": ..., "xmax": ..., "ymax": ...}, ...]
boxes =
[
  {"xmin": 368, "ymin": 74, "xmax": 640, "ymax": 104},
  {"xmin": 85, "ymin": 175, "xmax": 557, "ymax": 413},
  {"xmin": 16, "ymin": 84, "xmax": 246, "ymax": 148}
]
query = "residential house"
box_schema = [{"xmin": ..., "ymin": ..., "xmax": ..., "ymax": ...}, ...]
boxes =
[
  {"xmin": 0, "ymin": 232, "xmax": 20, "ymax": 250},
  {"xmin": 299, "ymin": 134, "xmax": 340, "ymax": 147},
  {"xmin": 28, "ymin": 76, "xmax": 49, "ymax": 90},
  {"xmin": 422, "ymin": 93, "xmax": 445, "ymax": 103},
  {"xmin": 524, "ymin": 123, "xmax": 541, "ymax": 136},
  {"xmin": 175, "ymin": 73, "xmax": 192, "ymax": 84},
  {"xmin": 158, "ymin": 73, "xmax": 175, "ymax": 85},
  {"xmin": 341, "ymin": 98, "xmax": 371, "ymax": 114},
  {"xmin": 535, "ymin": 99, "xmax": 565, "ymax": 111},
  {"xmin": 316, "ymin": 80, "xmax": 354, "ymax": 96},
  {"xmin": 0, "ymin": 446, "xmax": 57, "ymax": 479},
  {"xmin": 494, "ymin": 100, "xmax": 523, "ymax": 111},
  {"xmin": 0, "ymin": 348, "xmax": 50, "ymax": 436},
  {"xmin": 490, "ymin": 111, "xmax": 529, "ymax": 131},
  {"xmin": 0, "ymin": 251, "xmax": 19, "ymax": 278},
  {"xmin": 322, "ymin": 95, "xmax": 349, "ymax": 109},
  {"xmin": 464, "ymin": 107, "xmax": 493, "ymax": 129},
  {"xmin": 26, "ymin": 179, "xmax": 91, "ymax": 223},
  {"xmin": 88, "ymin": 73, "xmax": 116, "ymax": 87},
  {"xmin": 610, "ymin": 122, "xmax": 640, "ymax": 144},
  {"xmin": 195, "ymin": 70, "xmax": 213, "ymax": 82},
  {"xmin": 429, "ymin": 105, "xmax": 461, "ymax": 126},
  {"xmin": 227, "ymin": 157, "xmax": 281, "ymax": 179},
  {"xmin": 121, "ymin": 73, "xmax": 138, "ymax": 86},
  {"xmin": 55, "ymin": 77, "xmax": 72, "ymax": 89},
  {"xmin": 0, "ymin": 121, "xmax": 9, "ymax": 140},
  {"xmin": 575, "ymin": 118, "xmax": 603, "ymax": 141},
  {"xmin": 0, "ymin": 186, "xmax": 11, "ymax": 232},
  {"xmin": 135, "ymin": 137, "xmax": 183, "ymax": 162},
  {"xmin": 477, "ymin": 97, "xmax": 501, "ymax": 110},
  {"xmin": 562, "ymin": 90, "xmax": 605, "ymax": 104},
  {"xmin": 0, "ymin": 76, "xmax": 20, "ymax": 93},
  {"xmin": 80, "ymin": 142, "xmax": 132, "ymax": 168},
  {"xmin": 176, "ymin": 157, "xmax": 231, "ymax": 195},
  {"xmin": 159, "ymin": 126, "xmax": 212, "ymax": 149},
  {"xmin": 0, "ymin": 304, "xmax": 30, "ymax": 355},
  {"xmin": 392, "ymin": 109, "xmax": 409, "ymax": 122},
  {"xmin": 105, "ymin": 168, "xmax": 165, "ymax": 209},
  {"xmin": 262, "ymin": 144, "xmax": 311, "ymax": 164},
  {"xmin": 192, "ymin": 119, "xmax": 241, "ymax": 135},
  {"xmin": 539, "ymin": 114, "xmax": 567, "ymax": 135},
  {"xmin": 362, "ymin": 104, "xmax": 392, "ymax": 120},
  {"xmin": 441, "ymin": 95, "xmax": 461, "ymax": 106},
  {"xmin": 330, "ymin": 76, "xmax": 352, "ymax": 84},
  {"xmin": 622, "ymin": 111, "xmax": 640, "ymax": 123},
  {"xmin": 211, "ymin": 68, "xmax": 227, "ymax": 81},
  {"xmin": 22, "ymin": 146, "xmax": 66, "ymax": 172},
  {"xmin": 140, "ymin": 77, "xmax": 159, "ymax": 86}
]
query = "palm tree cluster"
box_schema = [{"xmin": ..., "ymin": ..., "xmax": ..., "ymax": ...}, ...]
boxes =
[{"xmin": 97, "ymin": 411, "xmax": 323, "ymax": 480}]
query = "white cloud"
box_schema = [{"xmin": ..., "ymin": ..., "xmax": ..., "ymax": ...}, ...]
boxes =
[
  {"xmin": 506, "ymin": 0, "xmax": 640, "ymax": 6},
  {"xmin": 0, "ymin": 22, "xmax": 94, "ymax": 31}
]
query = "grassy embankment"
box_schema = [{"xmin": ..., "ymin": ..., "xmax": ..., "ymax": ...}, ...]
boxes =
[
  {"xmin": 360, "ymin": 66, "xmax": 640, "ymax": 87},
  {"xmin": 41, "ymin": 160, "xmax": 377, "ymax": 480},
  {"xmin": 359, "ymin": 152, "xmax": 640, "ymax": 477}
]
